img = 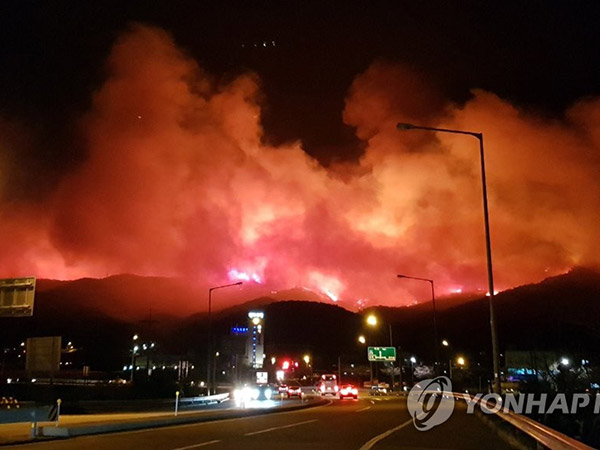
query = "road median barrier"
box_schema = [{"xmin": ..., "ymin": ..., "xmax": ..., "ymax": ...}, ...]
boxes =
[{"xmin": 41, "ymin": 397, "xmax": 328, "ymax": 438}]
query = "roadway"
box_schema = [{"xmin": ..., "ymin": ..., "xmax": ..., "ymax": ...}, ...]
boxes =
[{"xmin": 2, "ymin": 396, "xmax": 515, "ymax": 449}]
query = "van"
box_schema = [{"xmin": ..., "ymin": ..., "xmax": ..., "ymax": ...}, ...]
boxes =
[{"xmin": 318, "ymin": 374, "xmax": 339, "ymax": 396}]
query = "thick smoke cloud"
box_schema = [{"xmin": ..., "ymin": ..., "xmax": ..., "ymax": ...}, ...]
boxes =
[{"xmin": 0, "ymin": 25, "xmax": 598, "ymax": 313}]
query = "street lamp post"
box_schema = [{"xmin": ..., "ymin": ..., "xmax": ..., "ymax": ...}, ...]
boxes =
[
  {"xmin": 130, "ymin": 334, "xmax": 139, "ymax": 383},
  {"xmin": 396, "ymin": 123, "xmax": 500, "ymax": 394},
  {"xmin": 397, "ymin": 275, "xmax": 439, "ymax": 372},
  {"xmin": 207, "ymin": 282, "xmax": 243, "ymax": 395},
  {"xmin": 358, "ymin": 335, "xmax": 373, "ymax": 384},
  {"xmin": 365, "ymin": 314, "xmax": 395, "ymax": 390}
]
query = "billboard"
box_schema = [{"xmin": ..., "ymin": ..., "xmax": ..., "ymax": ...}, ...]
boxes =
[
  {"xmin": 0, "ymin": 277, "xmax": 36, "ymax": 317},
  {"xmin": 26, "ymin": 336, "xmax": 61, "ymax": 374}
]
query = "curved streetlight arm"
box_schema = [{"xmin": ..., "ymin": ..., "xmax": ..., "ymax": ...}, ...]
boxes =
[
  {"xmin": 397, "ymin": 275, "xmax": 439, "ymax": 369},
  {"xmin": 207, "ymin": 281, "xmax": 243, "ymax": 394},
  {"xmin": 396, "ymin": 123, "xmax": 482, "ymax": 139},
  {"xmin": 396, "ymin": 122, "xmax": 500, "ymax": 394},
  {"xmin": 397, "ymin": 274, "xmax": 433, "ymax": 284}
]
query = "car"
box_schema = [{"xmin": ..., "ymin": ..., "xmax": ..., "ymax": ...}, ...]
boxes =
[
  {"xmin": 287, "ymin": 385, "xmax": 302, "ymax": 398},
  {"xmin": 338, "ymin": 384, "xmax": 358, "ymax": 399},
  {"xmin": 278, "ymin": 384, "xmax": 289, "ymax": 395},
  {"xmin": 369, "ymin": 385, "xmax": 387, "ymax": 396},
  {"xmin": 318, "ymin": 374, "xmax": 339, "ymax": 396},
  {"xmin": 233, "ymin": 384, "xmax": 274, "ymax": 406}
]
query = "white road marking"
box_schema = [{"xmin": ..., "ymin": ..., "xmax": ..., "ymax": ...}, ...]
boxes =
[
  {"xmin": 172, "ymin": 439, "xmax": 221, "ymax": 450},
  {"xmin": 358, "ymin": 418, "xmax": 414, "ymax": 450},
  {"xmin": 244, "ymin": 419, "xmax": 317, "ymax": 436},
  {"xmin": 355, "ymin": 406, "xmax": 372, "ymax": 412}
]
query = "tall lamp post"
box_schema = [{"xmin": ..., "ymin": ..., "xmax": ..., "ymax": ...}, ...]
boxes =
[
  {"xmin": 130, "ymin": 334, "xmax": 139, "ymax": 383},
  {"xmin": 397, "ymin": 275, "xmax": 439, "ymax": 372},
  {"xmin": 366, "ymin": 314, "xmax": 395, "ymax": 390},
  {"xmin": 396, "ymin": 123, "xmax": 500, "ymax": 394},
  {"xmin": 207, "ymin": 281, "xmax": 243, "ymax": 395}
]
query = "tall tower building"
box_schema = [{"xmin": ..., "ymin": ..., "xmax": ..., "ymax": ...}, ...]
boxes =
[{"xmin": 247, "ymin": 311, "xmax": 265, "ymax": 368}]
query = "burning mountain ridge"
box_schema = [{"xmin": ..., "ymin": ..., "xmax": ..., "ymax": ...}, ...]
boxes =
[{"xmin": 0, "ymin": 24, "xmax": 599, "ymax": 312}]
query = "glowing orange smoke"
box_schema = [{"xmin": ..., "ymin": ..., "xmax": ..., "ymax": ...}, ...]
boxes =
[{"xmin": 0, "ymin": 24, "xmax": 598, "ymax": 314}]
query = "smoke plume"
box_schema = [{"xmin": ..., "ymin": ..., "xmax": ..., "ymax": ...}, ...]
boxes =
[{"xmin": 0, "ymin": 25, "xmax": 599, "ymax": 313}]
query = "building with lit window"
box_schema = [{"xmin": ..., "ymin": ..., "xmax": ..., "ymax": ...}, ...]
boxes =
[{"xmin": 247, "ymin": 311, "xmax": 265, "ymax": 368}]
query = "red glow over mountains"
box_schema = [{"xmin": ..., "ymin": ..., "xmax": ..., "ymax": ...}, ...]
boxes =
[{"xmin": 1, "ymin": 25, "xmax": 599, "ymax": 311}]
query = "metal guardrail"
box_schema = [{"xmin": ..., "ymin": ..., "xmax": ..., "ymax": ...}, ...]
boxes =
[
  {"xmin": 179, "ymin": 393, "xmax": 229, "ymax": 405},
  {"xmin": 496, "ymin": 409, "xmax": 594, "ymax": 450},
  {"xmin": 453, "ymin": 393, "xmax": 594, "ymax": 450}
]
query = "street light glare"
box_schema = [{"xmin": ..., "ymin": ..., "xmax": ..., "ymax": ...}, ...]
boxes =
[
  {"xmin": 358, "ymin": 335, "xmax": 366, "ymax": 344},
  {"xmin": 442, "ymin": 339, "xmax": 449, "ymax": 347},
  {"xmin": 366, "ymin": 314, "xmax": 377, "ymax": 326},
  {"xmin": 457, "ymin": 356, "xmax": 466, "ymax": 366}
]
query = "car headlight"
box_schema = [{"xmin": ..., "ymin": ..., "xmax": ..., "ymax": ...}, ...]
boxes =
[{"xmin": 265, "ymin": 388, "xmax": 272, "ymax": 400}]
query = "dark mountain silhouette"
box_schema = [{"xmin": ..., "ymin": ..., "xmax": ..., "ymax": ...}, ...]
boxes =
[{"xmin": 1, "ymin": 268, "xmax": 598, "ymax": 372}]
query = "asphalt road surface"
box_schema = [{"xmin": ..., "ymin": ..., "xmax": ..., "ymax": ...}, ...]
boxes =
[{"xmin": 3, "ymin": 397, "xmax": 515, "ymax": 450}]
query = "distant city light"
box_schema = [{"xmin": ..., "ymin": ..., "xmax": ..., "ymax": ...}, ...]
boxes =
[
  {"xmin": 358, "ymin": 335, "xmax": 366, "ymax": 344},
  {"xmin": 561, "ymin": 357, "xmax": 570, "ymax": 366},
  {"xmin": 410, "ymin": 356, "xmax": 417, "ymax": 364},
  {"xmin": 442, "ymin": 339, "xmax": 449, "ymax": 347}
]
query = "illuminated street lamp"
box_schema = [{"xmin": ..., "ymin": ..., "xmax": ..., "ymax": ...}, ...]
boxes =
[
  {"xmin": 442, "ymin": 339, "xmax": 449, "ymax": 347},
  {"xmin": 457, "ymin": 356, "xmax": 466, "ymax": 366},
  {"xmin": 207, "ymin": 281, "xmax": 243, "ymax": 395},
  {"xmin": 358, "ymin": 335, "xmax": 366, "ymax": 345},
  {"xmin": 365, "ymin": 314, "xmax": 395, "ymax": 389},
  {"xmin": 397, "ymin": 274, "xmax": 439, "ymax": 371},
  {"xmin": 396, "ymin": 122, "xmax": 500, "ymax": 394},
  {"xmin": 130, "ymin": 334, "xmax": 139, "ymax": 383}
]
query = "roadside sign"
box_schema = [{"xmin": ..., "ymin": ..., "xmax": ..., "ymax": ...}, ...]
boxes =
[
  {"xmin": 368, "ymin": 346, "xmax": 396, "ymax": 362},
  {"xmin": 26, "ymin": 336, "xmax": 61, "ymax": 374},
  {"xmin": 0, "ymin": 277, "xmax": 36, "ymax": 317},
  {"xmin": 256, "ymin": 371, "xmax": 268, "ymax": 384}
]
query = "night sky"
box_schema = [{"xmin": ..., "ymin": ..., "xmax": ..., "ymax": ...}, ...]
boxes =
[
  {"xmin": 2, "ymin": 1, "xmax": 599, "ymax": 167},
  {"xmin": 1, "ymin": 1, "xmax": 599, "ymax": 312}
]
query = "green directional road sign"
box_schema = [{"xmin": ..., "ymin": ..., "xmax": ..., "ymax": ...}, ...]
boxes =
[{"xmin": 368, "ymin": 346, "xmax": 396, "ymax": 362}]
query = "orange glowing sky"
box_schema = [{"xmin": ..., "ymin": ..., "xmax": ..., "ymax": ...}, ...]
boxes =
[{"xmin": 0, "ymin": 25, "xmax": 599, "ymax": 311}]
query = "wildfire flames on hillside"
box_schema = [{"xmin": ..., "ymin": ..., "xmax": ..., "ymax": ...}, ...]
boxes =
[{"xmin": 0, "ymin": 25, "xmax": 599, "ymax": 312}]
